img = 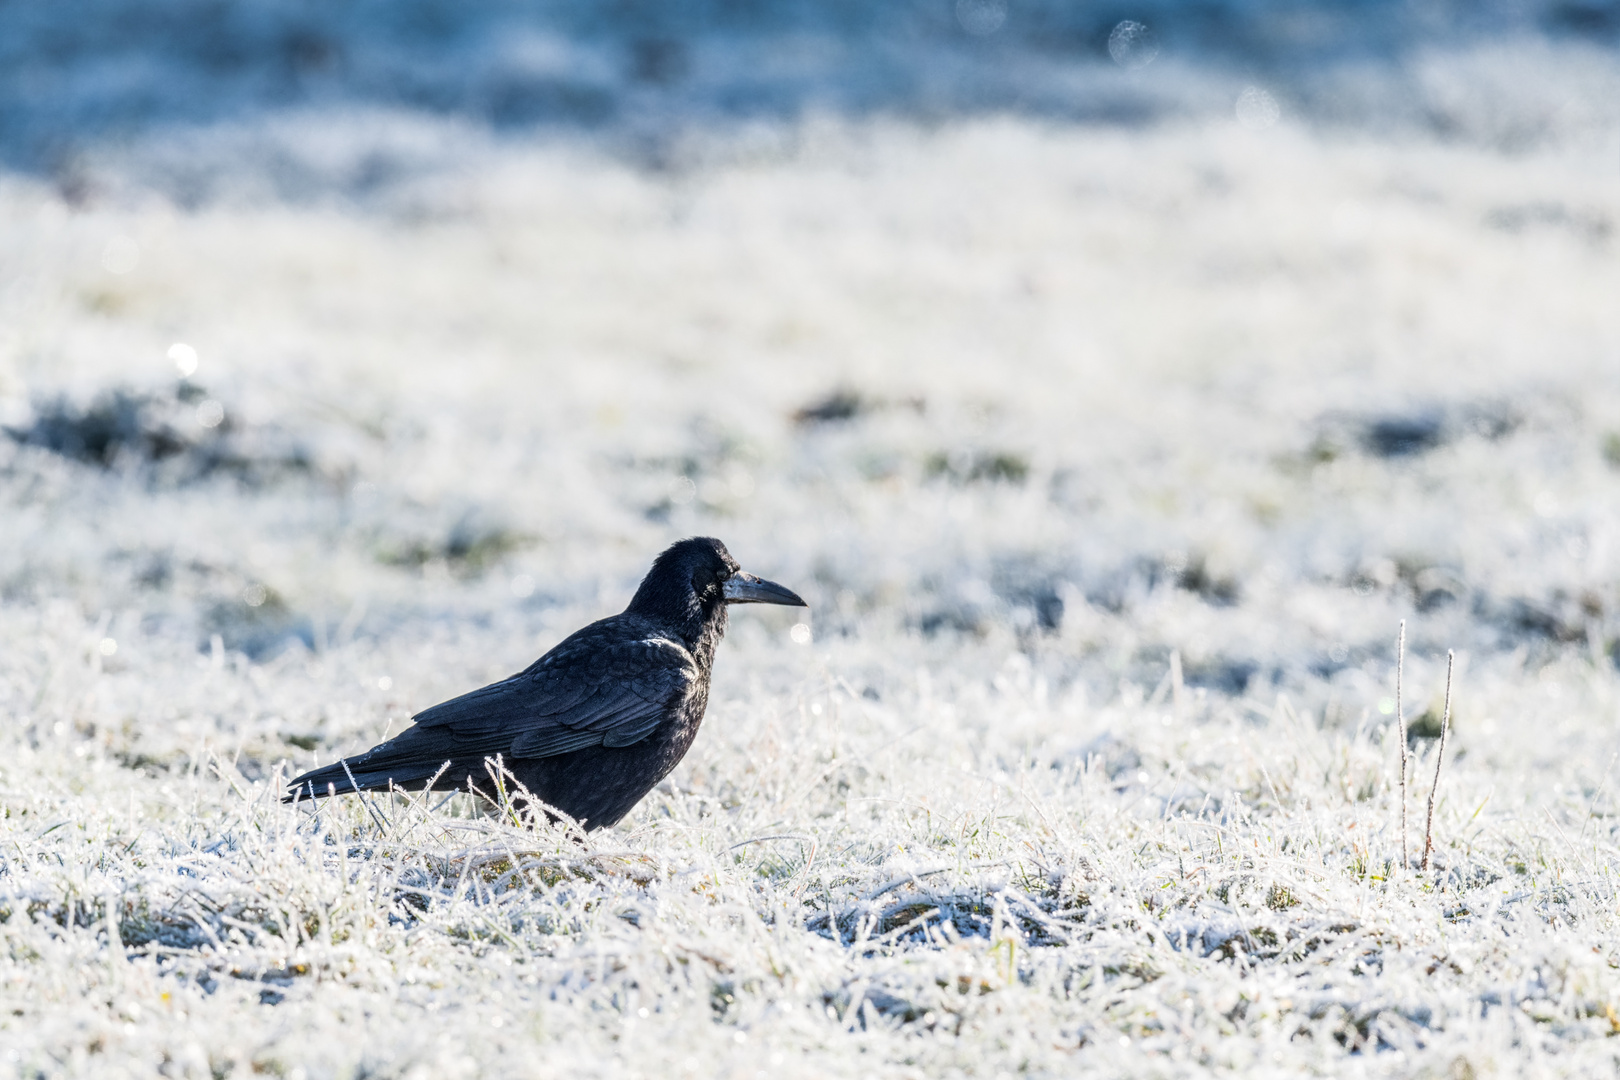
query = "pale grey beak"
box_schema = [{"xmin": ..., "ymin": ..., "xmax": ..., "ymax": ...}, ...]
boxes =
[{"xmin": 723, "ymin": 571, "xmax": 807, "ymax": 607}]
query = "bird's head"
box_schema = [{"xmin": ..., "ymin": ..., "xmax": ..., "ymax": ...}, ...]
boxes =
[{"xmin": 627, "ymin": 537, "xmax": 806, "ymax": 643}]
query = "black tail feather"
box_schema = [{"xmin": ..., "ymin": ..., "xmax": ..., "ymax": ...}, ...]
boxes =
[{"xmin": 282, "ymin": 760, "xmax": 456, "ymax": 803}]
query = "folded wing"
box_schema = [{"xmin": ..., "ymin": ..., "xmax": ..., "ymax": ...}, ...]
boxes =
[
  {"xmin": 285, "ymin": 631, "xmax": 697, "ymax": 799},
  {"xmin": 415, "ymin": 635, "xmax": 697, "ymax": 756}
]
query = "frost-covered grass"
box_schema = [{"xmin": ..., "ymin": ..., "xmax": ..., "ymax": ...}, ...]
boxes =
[{"xmin": 3, "ymin": 91, "xmax": 1620, "ymax": 1077}]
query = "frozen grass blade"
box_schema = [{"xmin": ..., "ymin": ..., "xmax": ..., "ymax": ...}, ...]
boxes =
[
  {"xmin": 341, "ymin": 757, "xmax": 391, "ymax": 833},
  {"xmin": 1396, "ymin": 620, "xmax": 1409, "ymax": 871},
  {"xmin": 1422, "ymin": 650, "xmax": 1456, "ymax": 872}
]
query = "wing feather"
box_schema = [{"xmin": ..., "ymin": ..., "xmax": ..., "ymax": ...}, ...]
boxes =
[{"xmin": 404, "ymin": 629, "xmax": 697, "ymax": 762}]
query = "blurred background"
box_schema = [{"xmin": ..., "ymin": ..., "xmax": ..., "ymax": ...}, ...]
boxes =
[
  {"xmin": 3, "ymin": 0, "xmax": 1619, "ymax": 185},
  {"xmin": 0, "ymin": 0, "xmax": 1617, "ymax": 768}
]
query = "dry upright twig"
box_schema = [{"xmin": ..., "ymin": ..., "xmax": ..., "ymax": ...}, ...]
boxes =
[
  {"xmin": 1421, "ymin": 651, "xmax": 1456, "ymax": 871},
  {"xmin": 1396, "ymin": 621, "xmax": 1409, "ymax": 870}
]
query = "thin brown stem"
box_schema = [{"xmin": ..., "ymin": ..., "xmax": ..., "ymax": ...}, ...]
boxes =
[
  {"xmin": 1396, "ymin": 621, "xmax": 1408, "ymax": 870},
  {"xmin": 1422, "ymin": 650, "xmax": 1456, "ymax": 871}
]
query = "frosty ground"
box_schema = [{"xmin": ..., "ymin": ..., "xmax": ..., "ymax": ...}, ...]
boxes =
[{"xmin": 3, "ymin": 38, "xmax": 1620, "ymax": 1078}]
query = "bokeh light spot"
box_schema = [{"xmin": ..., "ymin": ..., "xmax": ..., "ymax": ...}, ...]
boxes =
[
  {"xmin": 242, "ymin": 583, "xmax": 268, "ymax": 607},
  {"xmin": 1235, "ymin": 86, "xmax": 1281, "ymax": 129},
  {"xmin": 956, "ymin": 0, "xmax": 1007, "ymax": 37},
  {"xmin": 790, "ymin": 623, "xmax": 812, "ymax": 645},
  {"xmin": 98, "ymin": 637, "xmax": 117, "ymax": 657},
  {"xmin": 196, "ymin": 400, "xmax": 225, "ymax": 429},
  {"xmin": 377, "ymin": 675, "xmax": 393, "ymax": 691},
  {"xmin": 168, "ymin": 342, "xmax": 199, "ymax": 377},
  {"xmin": 1108, "ymin": 21, "xmax": 1159, "ymax": 69}
]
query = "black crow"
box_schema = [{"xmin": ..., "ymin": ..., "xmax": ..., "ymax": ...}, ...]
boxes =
[{"xmin": 284, "ymin": 537, "xmax": 806, "ymax": 829}]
